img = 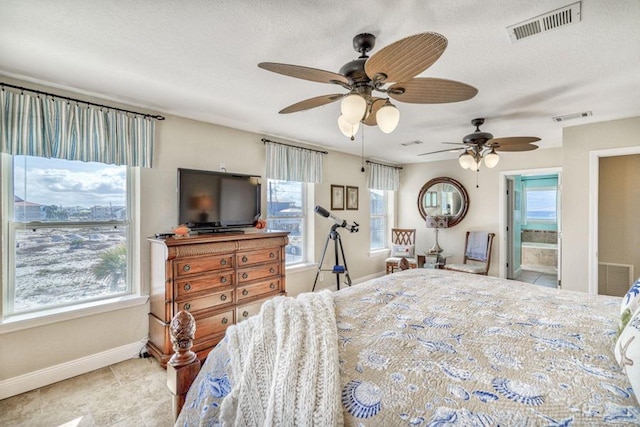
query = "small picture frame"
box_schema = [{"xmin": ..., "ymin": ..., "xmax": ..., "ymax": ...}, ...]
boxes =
[
  {"xmin": 331, "ymin": 185, "xmax": 344, "ymax": 210},
  {"xmin": 346, "ymin": 186, "xmax": 359, "ymax": 210}
]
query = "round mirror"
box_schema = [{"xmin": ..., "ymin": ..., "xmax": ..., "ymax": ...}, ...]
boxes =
[{"xmin": 417, "ymin": 177, "xmax": 469, "ymax": 227}]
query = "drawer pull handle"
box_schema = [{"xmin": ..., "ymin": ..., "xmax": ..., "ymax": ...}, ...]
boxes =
[
  {"xmin": 220, "ymin": 259, "xmax": 227, "ymax": 266},
  {"xmin": 222, "ymin": 317, "xmax": 228, "ymax": 324},
  {"xmin": 183, "ymin": 283, "xmax": 191, "ymax": 291},
  {"xmin": 269, "ymin": 283, "xmax": 275, "ymax": 289},
  {"xmin": 243, "ymin": 310, "xmax": 249, "ymax": 318},
  {"xmin": 183, "ymin": 303, "xmax": 191, "ymax": 310},
  {"xmin": 242, "ymin": 272, "xmax": 248, "ymax": 279},
  {"xmin": 183, "ymin": 265, "xmax": 191, "ymax": 272},
  {"xmin": 221, "ymin": 277, "xmax": 227, "ymax": 284},
  {"xmin": 242, "ymin": 256, "xmax": 248, "ymax": 263},
  {"xmin": 220, "ymin": 294, "xmax": 227, "ymax": 301},
  {"xmin": 269, "ymin": 252, "xmax": 275, "ymax": 259},
  {"xmin": 242, "ymin": 289, "xmax": 249, "ymax": 296},
  {"xmin": 270, "ymin": 267, "xmax": 275, "ymax": 274}
]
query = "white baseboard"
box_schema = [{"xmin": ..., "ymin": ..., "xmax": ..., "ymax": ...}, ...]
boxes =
[
  {"xmin": 313, "ymin": 271, "xmax": 385, "ymax": 292},
  {"xmin": 0, "ymin": 341, "xmax": 144, "ymax": 400}
]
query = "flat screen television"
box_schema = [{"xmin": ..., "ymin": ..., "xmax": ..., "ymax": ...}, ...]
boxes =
[{"xmin": 178, "ymin": 168, "xmax": 261, "ymax": 231}]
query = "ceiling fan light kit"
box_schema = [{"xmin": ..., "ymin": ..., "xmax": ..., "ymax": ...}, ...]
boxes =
[
  {"xmin": 259, "ymin": 31, "xmax": 477, "ymax": 139},
  {"xmin": 421, "ymin": 118, "xmax": 540, "ymax": 171}
]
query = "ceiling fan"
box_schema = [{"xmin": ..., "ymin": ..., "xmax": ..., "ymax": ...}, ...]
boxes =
[
  {"xmin": 258, "ymin": 32, "xmax": 478, "ymax": 139},
  {"xmin": 418, "ymin": 118, "xmax": 541, "ymax": 170}
]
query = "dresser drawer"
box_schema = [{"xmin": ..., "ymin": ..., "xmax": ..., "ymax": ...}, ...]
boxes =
[
  {"xmin": 236, "ymin": 247, "xmax": 280, "ymax": 267},
  {"xmin": 174, "ymin": 272, "xmax": 234, "ymax": 297},
  {"xmin": 236, "ymin": 298, "xmax": 271, "ymax": 323},
  {"xmin": 193, "ymin": 309, "xmax": 235, "ymax": 341},
  {"xmin": 174, "ymin": 288, "xmax": 234, "ymax": 313},
  {"xmin": 174, "ymin": 254, "xmax": 233, "ymax": 277},
  {"xmin": 238, "ymin": 279, "xmax": 281, "ymax": 302},
  {"xmin": 237, "ymin": 262, "xmax": 280, "ymax": 284}
]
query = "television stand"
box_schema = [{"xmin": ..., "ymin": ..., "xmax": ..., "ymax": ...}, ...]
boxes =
[{"xmin": 194, "ymin": 228, "xmax": 244, "ymax": 235}]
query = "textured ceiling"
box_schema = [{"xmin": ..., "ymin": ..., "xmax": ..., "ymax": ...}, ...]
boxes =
[{"xmin": 1, "ymin": 0, "xmax": 639, "ymax": 165}]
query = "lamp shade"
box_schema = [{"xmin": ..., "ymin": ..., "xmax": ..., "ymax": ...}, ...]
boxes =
[
  {"xmin": 338, "ymin": 114, "xmax": 359, "ymax": 139},
  {"xmin": 341, "ymin": 94, "xmax": 367, "ymax": 125},
  {"xmin": 458, "ymin": 152, "xmax": 473, "ymax": 169},
  {"xmin": 376, "ymin": 102, "xmax": 400, "ymax": 133},
  {"xmin": 469, "ymin": 157, "xmax": 482, "ymax": 171},
  {"xmin": 426, "ymin": 215, "xmax": 448, "ymax": 228},
  {"xmin": 484, "ymin": 149, "xmax": 499, "ymax": 168}
]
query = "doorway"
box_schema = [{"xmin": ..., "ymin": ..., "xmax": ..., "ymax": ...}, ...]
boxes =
[{"xmin": 500, "ymin": 168, "xmax": 561, "ymax": 288}]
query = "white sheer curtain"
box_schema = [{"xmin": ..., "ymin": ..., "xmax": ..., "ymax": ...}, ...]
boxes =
[
  {"xmin": 265, "ymin": 141, "xmax": 324, "ymax": 183},
  {"xmin": 367, "ymin": 162, "xmax": 400, "ymax": 191},
  {"xmin": 0, "ymin": 88, "xmax": 155, "ymax": 167}
]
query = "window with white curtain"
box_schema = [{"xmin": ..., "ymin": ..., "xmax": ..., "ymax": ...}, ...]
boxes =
[
  {"xmin": 2, "ymin": 155, "xmax": 134, "ymax": 317},
  {"xmin": 266, "ymin": 179, "xmax": 306, "ymax": 264},
  {"xmin": 264, "ymin": 140, "xmax": 324, "ymax": 266},
  {"xmin": 369, "ymin": 189, "xmax": 388, "ymax": 250},
  {"xmin": 367, "ymin": 162, "xmax": 399, "ymax": 251}
]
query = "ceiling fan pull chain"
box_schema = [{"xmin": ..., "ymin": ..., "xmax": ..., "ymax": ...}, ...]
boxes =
[
  {"xmin": 361, "ymin": 127, "xmax": 365, "ymax": 173},
  {"xmin": 476, "ymin": 169, "xmax": 479, "ymax": 188}
]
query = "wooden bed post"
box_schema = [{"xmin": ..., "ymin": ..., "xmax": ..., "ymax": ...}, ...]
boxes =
[{"xmin": 167, "ymin": 310, "xmax": 201, "ymax": 421}]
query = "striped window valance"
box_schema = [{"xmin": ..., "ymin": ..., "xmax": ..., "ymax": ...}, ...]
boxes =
[
  {"xmin": 265, "ymin": 139, "xmax": 324, "ymax": 183},
  {"xmin": 0, "ymin": 88, "xmax": 155, "ymax": 167},
  {"xmin": 367, "ymin": 162, "xmax": 400, "ymax": 191}
]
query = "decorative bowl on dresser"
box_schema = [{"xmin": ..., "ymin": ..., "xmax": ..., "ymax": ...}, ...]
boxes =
[{"xmin": 147, "ymin": 231, "xmax": 289, "ymax": 366}]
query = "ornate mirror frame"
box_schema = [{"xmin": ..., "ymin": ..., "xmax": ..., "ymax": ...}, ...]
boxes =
[{"xmin": 417, "ymin": 177, "xmax": 469, "ymax": 227}]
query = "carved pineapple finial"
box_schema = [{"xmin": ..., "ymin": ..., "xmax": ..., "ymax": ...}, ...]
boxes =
[{"xmin": 169, "ymin": 310, "xmax": 197, "ymax": 366}]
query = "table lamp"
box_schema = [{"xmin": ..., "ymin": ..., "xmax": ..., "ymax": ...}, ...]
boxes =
[{"xmin": 426, "ymin": 215, "xmax": 448, "ymax": 254}]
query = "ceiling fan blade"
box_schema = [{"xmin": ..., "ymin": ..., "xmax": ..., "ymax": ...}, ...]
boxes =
[
  {"xmin": 278, "ymin": 94, "xmax": 343, "ymax": 114},
  {"xmin": 494, "ymin": 144, "xmax": 538, "ymax": 152},
  {"xmin": 362, "ymin": 97, "xmax": 385, "ymax": 126},
  {"xmin": 258, "ymin": 62, "xmax": 349, "ymax": 85},
  {"xmin": 489, "ymin": 136, "xmax": 541, "ymax": 145},
  {"xmin": 388, "ymin": 78, "xmax": 478, "ymax": 104},
  {"xmin": 441, "ymin": 142, "xmax": 465, "ymax": 146},
  {"xmin": 365, "ymin": 32, "xmax": 447, "ymax": 84},
  {"xmin": 418, "ymin": 147, "xmax": 466, "ymax": 156}
]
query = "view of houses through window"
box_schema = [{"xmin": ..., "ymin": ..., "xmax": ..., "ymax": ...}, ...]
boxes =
[
  {"xmin": 266, "ymin": 179, "xmax": 305, "ymax": 264},
  {"xmin": 5, "ymin": 155, "xmax": 130, "ymax": 315}
]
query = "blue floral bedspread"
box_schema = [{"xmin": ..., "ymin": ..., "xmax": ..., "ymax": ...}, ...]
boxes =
[{"xmin": 176, "ymin": 269, "xmax": 639, "ymax": 426}]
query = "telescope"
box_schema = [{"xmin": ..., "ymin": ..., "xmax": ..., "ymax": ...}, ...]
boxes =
[{"xmin": 315, "ymin": 205, "xmax": 359, "ymax": 233}]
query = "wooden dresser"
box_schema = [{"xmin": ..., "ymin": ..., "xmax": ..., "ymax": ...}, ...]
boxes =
[{"xmin": 147, "ymin": 231, "xmax": 289, "ymax": 366}]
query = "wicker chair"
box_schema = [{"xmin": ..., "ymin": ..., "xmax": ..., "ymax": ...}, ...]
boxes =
[
  {"xmin": 444, "ymin": 231, "xmax": 495, "ymax": 275},
  {"xmin": 385, "ymin": 228, "xmax": 418, "ymax": 274}
]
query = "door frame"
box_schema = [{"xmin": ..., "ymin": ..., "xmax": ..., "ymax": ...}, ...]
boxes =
[
  {"xmin": 588, "ymin": 146, "xmax": 640, "ymax": 294},
  {"xmin": 499, "ymin": 167, "xmax": 562, "ymax": 280}
]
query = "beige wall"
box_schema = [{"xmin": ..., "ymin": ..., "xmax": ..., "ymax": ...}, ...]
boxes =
[
  {"xmin": 1, "ymin": 76, "xmax": 639, "ymax": 390},
  {"xmin": 598, "ymin": 155, "xmax": 640, "ymax": 294},
  {"xmin": 400, "ymin": 148, "xmax": 563, "ymax": 277},
  {"xmin": 0, "ymin": 84, "xmax": 386, "ymax": 382}
]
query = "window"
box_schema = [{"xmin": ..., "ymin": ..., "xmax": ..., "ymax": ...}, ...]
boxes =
[
  {"xmin": 2, "ymin": 155, "xmax": 134, "ymax": 317},
  {"xmin": 525, "ymin": 187, "xmax": 557, "ymax": 222},
  {"xmin": 266, "ymin": 179, "xmax": 306, "ymax": 265},
  {"xmin": 370, "ymin": 189, "xmax": 388, "ymax": 250}
]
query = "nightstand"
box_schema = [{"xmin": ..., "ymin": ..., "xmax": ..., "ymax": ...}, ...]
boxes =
[{"xmin": 417, "ymin": 252, "xmax": 451, "ymax": 269}]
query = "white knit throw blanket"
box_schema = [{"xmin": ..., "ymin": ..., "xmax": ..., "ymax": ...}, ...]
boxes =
[{"xmin": 219, "ymin": 290, "xmax": 343, "ymax": 427}]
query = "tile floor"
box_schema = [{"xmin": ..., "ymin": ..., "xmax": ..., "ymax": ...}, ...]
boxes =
[
  {"xmin": 0, "ymin": 357, "xmax": 172, "ymax": 427},
  {"xmin": 514, "ymin": 266, "xmax": 559, "ymax": 288}
]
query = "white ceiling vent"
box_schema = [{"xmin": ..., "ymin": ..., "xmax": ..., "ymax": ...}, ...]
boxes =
[
  {"xmin": 507, "ymin": 2, "xmax": 581, "ymax": 43},
  {"xmin": 400, "ymin": 140, "xmax": 424, "ymax": 147},
  {"xmin": 552, "ymin": 111, "xmax": 592, "ymax": 122}
]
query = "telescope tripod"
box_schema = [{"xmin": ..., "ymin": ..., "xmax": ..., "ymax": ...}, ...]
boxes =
[{"xmin": 312, "ymin": 224, "xmax": 352, "ymax": 292}]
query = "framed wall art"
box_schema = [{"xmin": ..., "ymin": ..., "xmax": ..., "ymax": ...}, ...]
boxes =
[
  {"xmin": 346, "ymin": 186, "xmax": 359, "ymax": 210},
  {"xmin": 331, "ymin": 185, "xmax": 344, "ymax": 210}
]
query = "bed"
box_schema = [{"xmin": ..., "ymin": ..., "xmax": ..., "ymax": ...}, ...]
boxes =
[{"xmin": 169, "ymin": 268, "xmax": 640, "ymax": 426}]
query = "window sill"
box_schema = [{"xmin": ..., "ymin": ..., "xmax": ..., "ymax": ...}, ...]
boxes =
[
  {"xmin": 286, "ymin": 262, "xmax": 318, "ymax": 274},
  {"xmin": 0, "ymin": 295, "xmax": 149, "ymax": 334},
  {"xmin": 369, "ymin": 248, "xmax": 390, "ymax": 258}
]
